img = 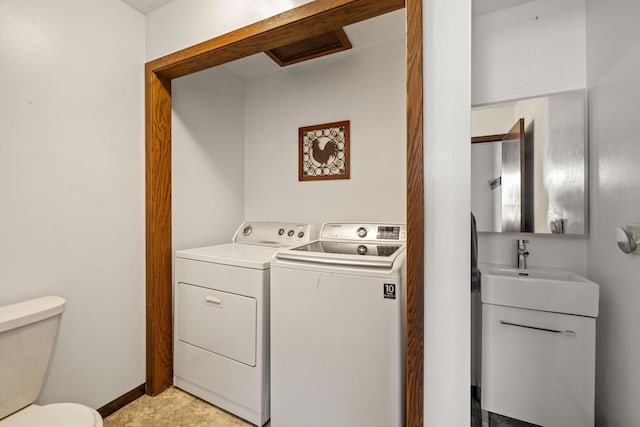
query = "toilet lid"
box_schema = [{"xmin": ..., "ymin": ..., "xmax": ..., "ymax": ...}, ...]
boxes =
[{"xmin": 0, "ymin": 403, "xmax": 101, "ymax": 427}]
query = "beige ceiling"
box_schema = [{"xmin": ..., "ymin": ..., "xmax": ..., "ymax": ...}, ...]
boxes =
[
  {"xmin": 120, "ymin": 0, "xmax": 536, "ymax": 79},
  {"xmin": 121, "ymin": 0, "xmax": 537, "ymax": 16},
  {"xmin": 119, "ymin": 0, "xmax": 174, "ymax": 14}
]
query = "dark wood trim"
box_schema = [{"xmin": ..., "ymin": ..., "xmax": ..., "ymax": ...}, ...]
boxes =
[
  {"xmin": 471, "ymin": 133, "xmax": 506, "ymax": 144},
  {"xmin": 145, "ymin": 67, "xmax": 173, "ymax": 396},
  {"xmin": 145, "ymin": 0, "xmax": 424, "ymax": 423},
  {"xmin": 97, "ymin": 384, "xmax": 146, "ymax": 418},
  {"xmin": 406, "ymin": 0, "xmax": 424, "ymax": 425},
  {"xmin": 146, "ymin": 0, "xmax": 404, "ymax": 80}
]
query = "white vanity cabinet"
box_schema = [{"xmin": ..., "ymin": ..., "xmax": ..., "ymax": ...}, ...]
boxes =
[
  {"xmin": 481, "ymin": 304, "xmax": 595, "ymax": 427},
  {"xmin": 479, "ymin": 264, "xmax": 599, "ymax": 427}
]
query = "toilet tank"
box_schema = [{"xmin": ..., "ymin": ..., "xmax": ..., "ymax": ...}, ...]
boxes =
[{"xmin": 0, "ymin": 296, "xmax": 65, "ymax": 420}]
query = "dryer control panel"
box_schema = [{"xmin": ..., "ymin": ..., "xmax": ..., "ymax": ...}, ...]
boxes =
[{"xmin": 233, "ymin": 221, "xmax": 317, "ymax": 247}]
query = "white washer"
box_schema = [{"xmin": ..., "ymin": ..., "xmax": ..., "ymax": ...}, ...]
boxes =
[
  {"xmin": 174, "ymin": 221, "xmax": 317, "ymax": 427},
  {"xmin": 270, "ymin": 222, "xmax": 407, "ymax": 427}
]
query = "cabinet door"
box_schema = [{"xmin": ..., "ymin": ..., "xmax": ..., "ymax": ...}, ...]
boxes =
[{"xmin": 481, "ymin": 304, "xmax": 595, "ymax": 427}]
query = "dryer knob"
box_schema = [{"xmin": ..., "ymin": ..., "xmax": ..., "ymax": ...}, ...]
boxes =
[
  {"xmin": 298, "ymin": 231, "xmax": 305, "ymax": 238},
  {"xmin": 357, "ymin": 227, "xmax": 368, "ymax": 238},
  {"xmin": 278, "ymin": 228, "xmax": 285, "ymax": 236},
  {"xmin": 357, "ymin": 245, "xmax": 368, "ymax": 255},
  {"xmin": 243, "ymin": 226, "xmax": 253, "ymax": 236},
  {"xmin": 287, "ymin": 230, "xmax": 295, "ymax": 237}
]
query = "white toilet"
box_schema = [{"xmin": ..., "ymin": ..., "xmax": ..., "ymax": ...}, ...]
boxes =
[{"xmin": 0, "ymin": 296, "xmax": 103, "ymax": 427}]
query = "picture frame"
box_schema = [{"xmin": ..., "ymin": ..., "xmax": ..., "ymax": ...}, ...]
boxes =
[{"xmin": 298, "ymin": 120, "xmax": 350, "ymax": 181}]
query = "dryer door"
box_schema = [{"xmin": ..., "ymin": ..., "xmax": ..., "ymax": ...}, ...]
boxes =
[{"xmin": 177, "ymin": 282, "xmax": 257, "ymax": 366}]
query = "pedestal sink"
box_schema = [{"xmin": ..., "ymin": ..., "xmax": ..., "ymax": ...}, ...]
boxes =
[{"xmin": 479, "ymin": 263, "xmax": 599, "ymax": 427}]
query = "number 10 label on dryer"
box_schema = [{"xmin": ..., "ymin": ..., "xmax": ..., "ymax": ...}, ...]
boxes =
[{"xmin": 384, "ymin": 283, "xmax": 396, "ymax": 299}]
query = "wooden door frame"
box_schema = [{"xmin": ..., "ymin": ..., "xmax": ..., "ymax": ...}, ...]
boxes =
[{"xmin": 145, "ymin": 0, "xmax": 424, "ymax": 425}]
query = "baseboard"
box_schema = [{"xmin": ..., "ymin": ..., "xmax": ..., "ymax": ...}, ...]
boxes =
[{"xmin": 97, "ymin": 383, "xmax": 146, "ymax": 418}]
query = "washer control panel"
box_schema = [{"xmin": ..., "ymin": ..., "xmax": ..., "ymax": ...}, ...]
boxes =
[
  {"xmin": 320, "ymin": 223, "xmax": 407, "ymax": 242},
  {"xmin": 233, "ymin": 221, "xmax": 317, "ymax": 247}
]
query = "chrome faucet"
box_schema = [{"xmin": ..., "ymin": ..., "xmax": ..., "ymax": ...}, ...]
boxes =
[{"xmin": 517, "ymin": 239, "xmax": 530, "ymax": 269}]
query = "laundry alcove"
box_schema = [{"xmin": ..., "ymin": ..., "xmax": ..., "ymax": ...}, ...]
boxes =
[{"xmin": 144, "ymin": 1, "xmax": 424, "ymax": 425}]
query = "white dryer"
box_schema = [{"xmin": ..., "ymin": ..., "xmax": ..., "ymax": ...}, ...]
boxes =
[
  {"xmin": 174, "ymin": 221, "xmax": 316, "ymax": 426},
  {"xmin": 270, "ymin": 222, "xmax": 407, "ymax": 427}
]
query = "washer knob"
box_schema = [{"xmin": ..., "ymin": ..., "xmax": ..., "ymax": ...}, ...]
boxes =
[
  {"xmin": 287, "ymin": 229, "xmax": 295, "ymax": 237},
  {"xmin": 357, "ymin": 245, "xmax": 368, "ymax": 255},
  {"xmin": 278, "ymin": 228, "xmax": 285, "ymax": 236},
  {"xmin": 298, "ymin": 231, "xmax": 305, "ymax": 238},
  {"xmin": 357, "ymin": 227, "xmax": 368, "ymax": 238},
  {"xmin": 243, "ymin": 225, "xmax": 253, "ymax": 236}
]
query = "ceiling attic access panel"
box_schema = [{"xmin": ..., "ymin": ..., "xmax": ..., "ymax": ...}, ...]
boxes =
[{"xmin": 265, "ymin": 28, "xmax": 352, "ymax": 66}]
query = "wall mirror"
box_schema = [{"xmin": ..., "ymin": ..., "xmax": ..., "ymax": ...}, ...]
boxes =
[{"xmin": 471, "ymin": 90, "xmax": 587, "ymax": 235}]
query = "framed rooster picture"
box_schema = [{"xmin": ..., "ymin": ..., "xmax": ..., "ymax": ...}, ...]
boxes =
[{"xmin": 298, "ymin": 120, "xmax": 350, "ymax": 181}]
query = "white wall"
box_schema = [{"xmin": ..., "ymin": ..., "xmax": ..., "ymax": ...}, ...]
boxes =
[
  {"xmin": 472, "ymin": 0, "xmax": 587, "ymax": 105},
  {"xmin": 243, "ymin": 39, "xmax": 406, "ymax": 229},
  {"xmin": 146, "ymin": 0, "xmax": 311, "ymax": 60},
  {"xmin": 472, "ymin": 0, "xmax": 588, "ymax": 273},
  {"xmin": 0, "ymin": 0, "xmax": 145, "ymax": 409},
  {"xmin": 172, "ymin": 67, "xmax": 245, "ymax": 250},
  {"xmin": 586, "ymin": 0, "xmax": 640, "ymax": 425},
  {"xmin": 424, "ymin": 0, "xmax": 471, "ymax": 425}
]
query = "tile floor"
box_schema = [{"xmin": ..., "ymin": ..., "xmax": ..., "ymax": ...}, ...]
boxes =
[
  {"xmin": 104, "ymin": 386, "xmax": 535, "ymax": 427},
  {"xmin": 103, "ymin": 387, "xmax": 269, "ymax": 427},
  {"xmin": 472, "ymin": 391, "xmax": 540, "ymax": 427}
]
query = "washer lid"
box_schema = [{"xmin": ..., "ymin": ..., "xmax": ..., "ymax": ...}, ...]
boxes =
[
  {"xmin": 275, "ymin": 242, "xmax": 406, "ymax": 269},
  {"xmin": 0, "ymin": 404, "xmax": 100, "ymax": 427},
  {"xmin": 292, "ymin": 241, "xmax": 402, "ymax": 257},
  {"xmin": 175, "ymin": 243, "xmax": 280, "ymax": 269}
]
